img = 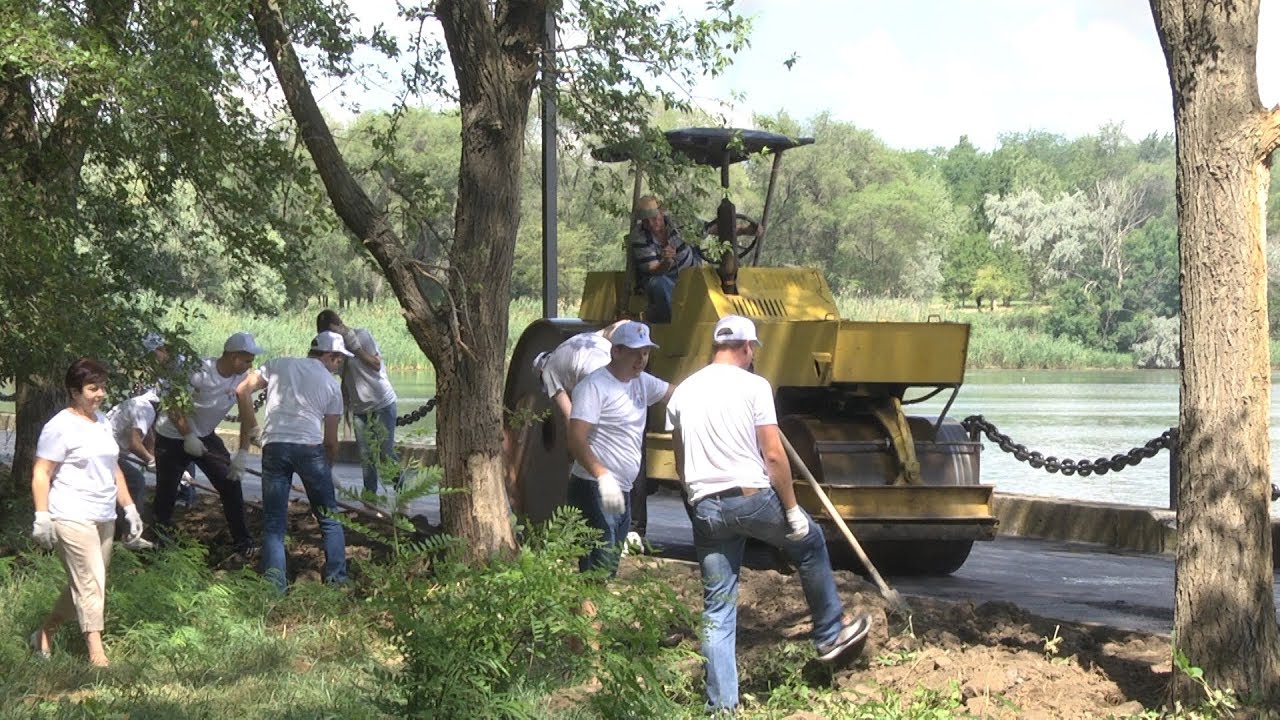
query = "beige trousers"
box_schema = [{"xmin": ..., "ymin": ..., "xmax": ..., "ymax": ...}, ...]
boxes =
[{"xmin": 50, "ymin": 520, "xmax": 114, "ymax": 633}]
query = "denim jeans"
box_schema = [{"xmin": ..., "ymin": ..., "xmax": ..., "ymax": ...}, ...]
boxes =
[
  {"xmin": 642, "ymin": 274, "xmax": 676, "ymax": 323},
  {"xmin": 354, "ymin": 401, "xmax": 400, "ymax": 494},
  {"xmin": 260, "ymin": 442, "xmax": 348, "ymax": 592},
  {"xmin": 116, "ymin": 457, "xmax": 147, "ymax": 539},
  {"xmin": 566, "ymin": 474, "xmax": 632, "ymax": 577},
  {"xmin": 153, "ymin": 433, "xmax": 251, "ymax": 546},
  {"xmin": 690, "ymin": 488, "xmax": 845, "ymax": 711}
]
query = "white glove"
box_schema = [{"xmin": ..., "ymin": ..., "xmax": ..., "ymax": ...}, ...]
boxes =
[
  {"xmin": 182, "ymin": 432, "xmax": 206, "ymax": 458},
  {"xmin": 145, "ymin": 458, "xmax": 157, "ymax": 473},
  {"xmin": 122, "ymin": 504, "xmax": 144, "ymax": 543},
  {"xmin": 248, "ymin": 425, "xmax": 263, "ymax": 448},
  {"xmin": 784, "ymin": 505, "xmax": 810, "ymax": 542},
  {"xmin": 32, "ymin": 511, "xmax": 55, "ymax": 549},
  {"xmin": 596, "ymin": 471, "xmax": 625, "ymax": 516},
  {"xmin": 340, "ymin": 327, "xmax": 362, "ymax": 352},
  {"xmin": 180, "ymin": 470, "xmax": 195, "ymax": 485},
  {"xmin": 229, "ymin": 449, "xmax": 249, "ymax": 482}
]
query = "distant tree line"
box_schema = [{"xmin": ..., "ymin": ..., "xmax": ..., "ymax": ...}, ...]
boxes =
[{"xmin": 130, "ymin": 106, "xmax": 1279, "ymax": 361}]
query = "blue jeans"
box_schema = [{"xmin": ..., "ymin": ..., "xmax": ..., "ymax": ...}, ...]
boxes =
[
  {"xmin": 690, "ymin": 488, "xmax": 845, "ymax": 711},
  {"xmin": 642, "ymin": 274, "xmax": 676, "ymax": 323},
  {"xmin": 354, "ymin": 402, "xmax": 400, "ymax": 494},
  {"xmin": 260, "ymin": 443, "xmax": 349, "ymax": 592},
  {"xmin": 566, "ymin": 474, "xmax": 632, "ymax": 577}
]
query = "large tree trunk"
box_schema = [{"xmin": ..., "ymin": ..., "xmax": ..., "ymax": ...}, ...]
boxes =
[
  {"xmin": 252, "ymin": 0, "xmax": 540, "ymax": 559},
  {"xmin": 5, "ymin": 380, "xmax": 63, "ymax": 497},
  {"xmin": 1151, "ymin": 0, "xmax": 1280, "ymax": 702}
]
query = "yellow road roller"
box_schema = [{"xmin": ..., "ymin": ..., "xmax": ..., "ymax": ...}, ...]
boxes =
[{"xmin": 505, "ymin": 128, "xmax": 996, "ymax": 575}]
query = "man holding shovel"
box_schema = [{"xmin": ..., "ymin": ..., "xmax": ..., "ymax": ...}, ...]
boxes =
[{"xmin": 665, "ymin": 315, "xmax": 872, "ymax": 713}]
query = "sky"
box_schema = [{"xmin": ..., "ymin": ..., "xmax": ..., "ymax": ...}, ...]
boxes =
[{"xmin": 330, "ymin": 0, "xmax": 1278, "ymax": 152}]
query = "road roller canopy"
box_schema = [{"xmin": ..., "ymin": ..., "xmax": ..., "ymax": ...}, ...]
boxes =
[{"xmin": 591, "ymin": 127, "xmax": 815, "ymax": 167}]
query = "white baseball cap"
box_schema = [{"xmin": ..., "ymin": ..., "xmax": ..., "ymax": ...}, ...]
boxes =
[
  {"xmin": 712, "ymin": 315, "xmax": 761, "ymax": 347},
  {"xmin": 142, "ymin": 331, "xmax": 166, "ymax": 353},
  {"xmin": 532, "ymin": 351, "xmax": 552, "ymax": 372},
  {"xmin": 611, "ymin": 321, "xmax": 660, "ymax": 349},
  {"xmin": 311, "ymin": 330, "xmax": 354, "ymax": 357},
  {"xmin": 223, "ymin": 332, "xmax": 265, "ymax": 355}
]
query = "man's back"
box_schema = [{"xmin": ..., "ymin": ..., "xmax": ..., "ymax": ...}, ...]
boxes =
[
  {"xmin": 260, "ymin": 357, "xmax": 342, "ymax": 445},
  {"xmin": 541, "ymin": 332, "xmax": 612, "ymax": 398},
  {"xmin": 667, "ymin": 363, "xmax": 774, "ymax": 501}
]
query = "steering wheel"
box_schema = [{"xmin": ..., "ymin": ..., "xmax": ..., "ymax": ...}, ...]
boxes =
[{"xmin": 701, "ymin": 213, "xmax": 762, "ymax": 261}]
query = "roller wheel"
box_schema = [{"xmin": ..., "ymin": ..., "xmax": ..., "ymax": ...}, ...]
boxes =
[
  {"xmin": 503, "ymin": 318, "xmax": 603, "ymax": 523},
  {"xmin": 828, "ymin": 539, "xmax": 975, "ymax": 577}
]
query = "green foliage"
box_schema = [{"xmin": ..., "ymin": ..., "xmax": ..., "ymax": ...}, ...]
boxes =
[
  {"xmin": 0, "ymin": 541, "xmax": 379, "ymax": 718},
  {"xmin": 360, "ymin": 507, "xmax": 699, "ymax": 719}
]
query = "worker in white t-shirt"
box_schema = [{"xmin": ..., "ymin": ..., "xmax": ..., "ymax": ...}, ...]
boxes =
[
  {"xmin": 566, "ymin": 321, "xmax": 673, "ymax": 576},
  {"xmin": 316, "ymin": 309, "xmax": 400, "ymax": 496},
  {"xmin": 151, "ymin": 332, "xmax": 263, "ymax": 554},
  {"xmin": 106, "ymin": 388, "xmax": 160, "ymax": 549},
  {"xmin": 665, "ymin": 315, "xmax": 872, "ymax": 712},
  {"xmin": 234, "ymin": 331, "xmax": 350, "ymax": 592},
  {"xmin": 30, "ymin": 358, "xmax": 144, "ymax": 667}
]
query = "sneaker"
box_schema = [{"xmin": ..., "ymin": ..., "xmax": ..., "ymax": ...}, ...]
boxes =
[
  {"xmin": 817, "ymin": 613, "xmax": 872, "ymax": 663},
  {"xmin": 621, "ymin": 531, "xmax": 644, "ymax": 557},
  {"xmin": 123, "ymin": 536, "xmax": 156, "ymax": 551}
]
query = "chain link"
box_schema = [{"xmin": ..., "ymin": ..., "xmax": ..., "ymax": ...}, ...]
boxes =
[
  {"xmin": 960, "ymin": 415, "xmax": 1173, "ymax": 477},
  {"xmin": 225, "ymin": 391, "xmax": 268, "ymax": 423},
  {"xmin": 0, "ymin": 391, "xmax": 14, "ymax": 402}
]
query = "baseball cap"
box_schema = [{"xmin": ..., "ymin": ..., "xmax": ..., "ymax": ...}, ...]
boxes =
[
  {"xmin": 223, "ymin": 332, "xmax": 265, "ymax": 355},
  {"xmin": 611, "ymin": 321, "xmax": 659, "ymax": 349},
  {"xmin": 311, "ymin": 330, "xmax": 354, "ymax": 357},
  {"xmin": 142, "ymin": 331, "xmax": 166, "ymax": 353},
  {"xmin": 712, "ymin": 315, "xmax": 762, "ymax": 347}
]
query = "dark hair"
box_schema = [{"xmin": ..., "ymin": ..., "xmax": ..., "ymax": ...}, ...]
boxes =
[
  {"xmin": 65, "ymin": 357, "xmax": 109, "ymax": 394},
  {"xmin": 316, "ymin": 309, "xmax": 341, "ymax": 334}
]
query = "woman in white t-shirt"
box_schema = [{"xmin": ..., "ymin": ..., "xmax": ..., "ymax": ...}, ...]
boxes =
[{"xmin": 29, "ymin": 358, "xmax": 145, "ymax": 668}]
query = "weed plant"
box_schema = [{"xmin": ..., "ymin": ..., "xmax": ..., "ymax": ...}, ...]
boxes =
[{"xmin": 0, "ymin": 535, "xmax": 380, "ymax": 719}]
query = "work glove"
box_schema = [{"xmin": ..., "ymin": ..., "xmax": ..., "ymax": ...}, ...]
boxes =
[
  {"xmin": 180, "ymin": 470, "xmax": 195, "ymax": 485},
  {"xmin": 339, "ymin": 327, "xmax": 362, "ymax": 352},
  {"xmin": 784, "ymin": 505, "xmax": 810, "ymax": 542},
  {"xmin": 229, "ymin": 449, "xmax": 249, "ymax": 482},
  {"xmin": 248, "ymin": 425, "xmax": 263, "ymax": 448},
  {"xmin": 122, "ymin": 504, "xmax": 144, "ymax": 543},
  {"xmin": 32, "ymin": 511, "xmax": 55, "ymax": 550},
  {"xmin": 145, "ymin": 458, "xmax": 157, "ymax": 473},
  {"xmin": 596, "ymin": 471, "xmax": 625, "ymax": 516},
  {"xmin": 182, "ymin": 432, "xmax": 206, "ymax": 458}
]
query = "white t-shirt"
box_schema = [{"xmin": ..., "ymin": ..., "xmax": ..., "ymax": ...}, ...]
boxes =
[
  {"xmin": 569, "ymin": 367, "xmax": 668, "ymax": 492},
  {"xmin": 344, "ymin": 328, "xmax": 397, "ymax": 414},
  {"xmin": 541, "ymin": 333, "xmax": 612, "ymax": 398},
  {"xmin": 260, "ymin": 357, "xmax": 344, "ymax": 445},
  {"xmin": 107, "ymin": 390, "xmax": 159, "ymax": 460},
  {"xmin": 665, "ymin": 363, "xmax": 776, "ymax": 503},
  {"xmin": 155, "ymin": 357, "xmax": 248, "ymax": 438},
  {"xmin": 37, "ymin": 409, "xmax": 120, "ymax": 522}
]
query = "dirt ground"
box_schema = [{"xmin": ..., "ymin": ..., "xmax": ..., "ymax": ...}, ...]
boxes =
[{"xmin": 175, "ymin": 492, "xmax": 1174, "ymax": 719}]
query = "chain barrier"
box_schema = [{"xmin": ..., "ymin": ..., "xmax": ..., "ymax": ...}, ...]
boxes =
[
  {"xmin": 225, "ymin": 391, "xmax": 268, "ymax": 423},
  {"xmin": 225, "ymin": 393, "xmax": 438, "ymax": 426},
  {"xmin": 0, "ymin": 391, "xmax": 14, "ymax": 402},
  {"xmin": 960, "ymin": 415, "xmax": 1173, "ymax": 477},
  {"xmin": 395, "ymin": 396, "xmax": 438, "ymax": 427}
]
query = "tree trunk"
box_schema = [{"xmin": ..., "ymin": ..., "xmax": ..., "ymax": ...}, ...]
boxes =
[
  {"xmin": 251, "ymin": 0, "xmax": 538, "ymax": 560},
  {"xmin": 6, "ymin": 379, "xmax": 63, "ymax": 499},
  {"xmin": 1151, "ymin": 0, "xmax": 1280, "ymax": 702}
]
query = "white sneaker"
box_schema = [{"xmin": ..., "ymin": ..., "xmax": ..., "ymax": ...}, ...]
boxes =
[{"xmin": 621, "ymin": 531, "xmax": 644, "ymax": 557}]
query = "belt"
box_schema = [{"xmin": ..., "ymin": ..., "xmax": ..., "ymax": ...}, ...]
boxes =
[{"xmin": 698, "ymin": 486, "xmax": 762, "ymax": 503}]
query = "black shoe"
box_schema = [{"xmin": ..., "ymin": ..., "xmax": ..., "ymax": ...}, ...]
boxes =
[
  {"xmin": 817, "ymin": 613, "xmax": 872, "ymax": 662},
  {"xmin": 233, "ymin": 540, "xmax": 260, "ymax": 559}
]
